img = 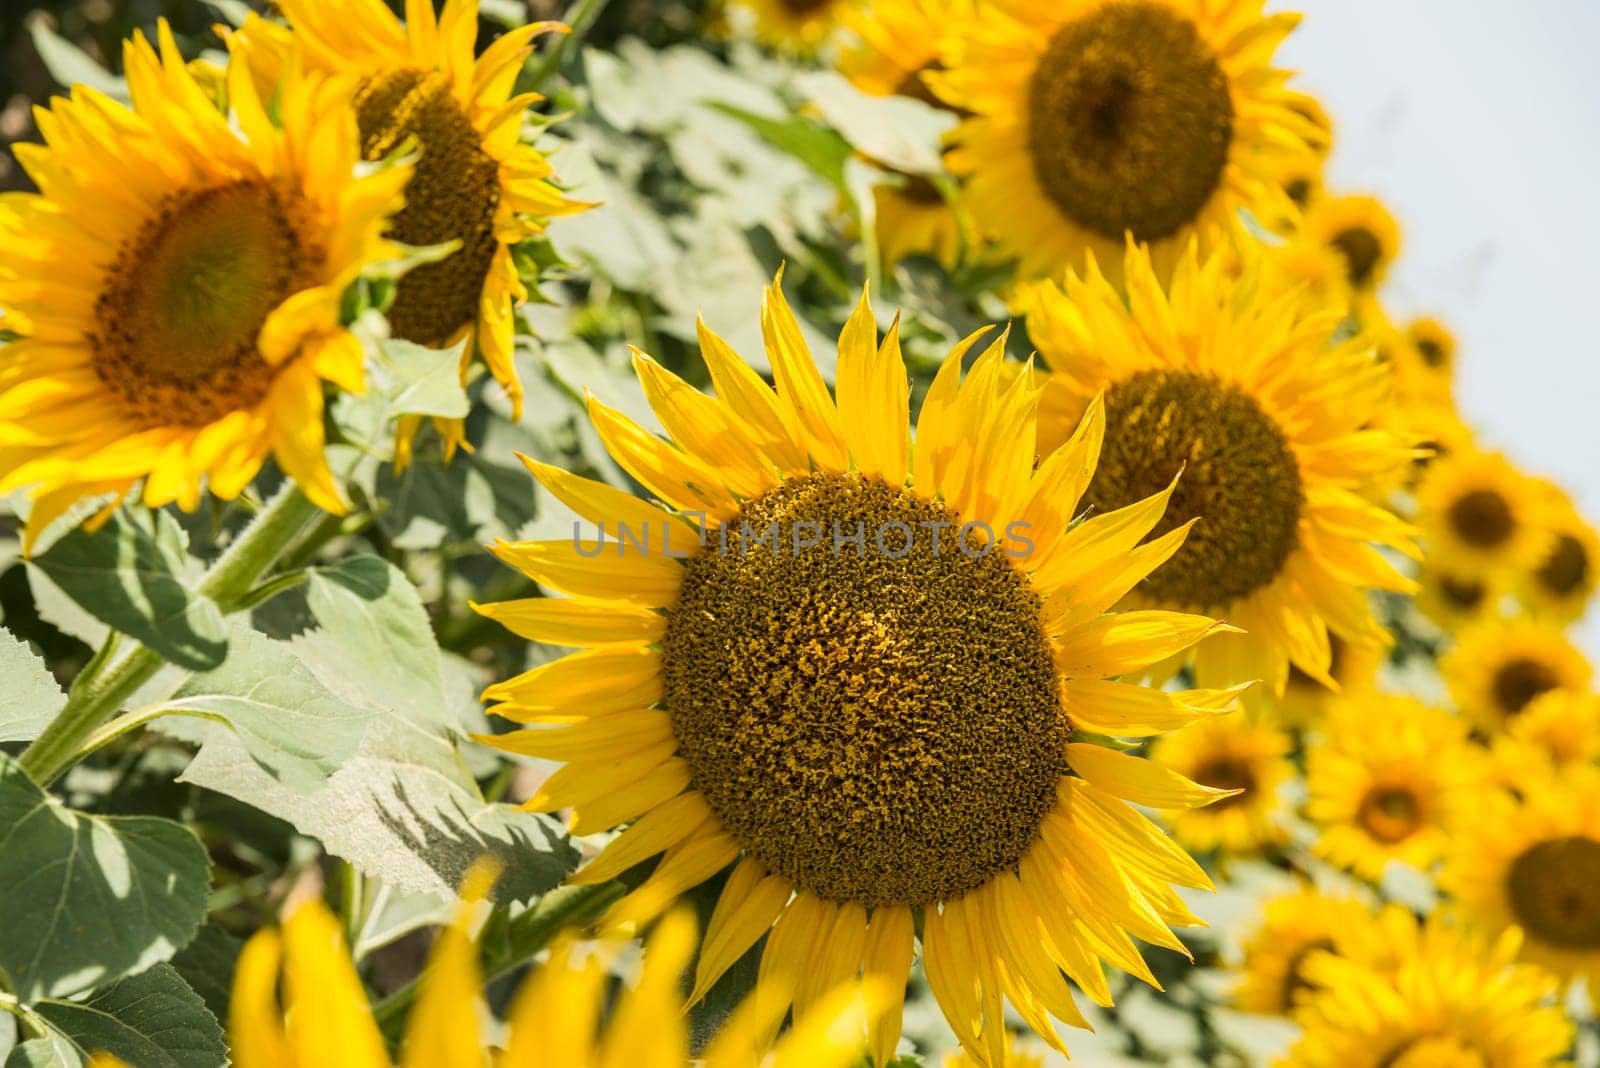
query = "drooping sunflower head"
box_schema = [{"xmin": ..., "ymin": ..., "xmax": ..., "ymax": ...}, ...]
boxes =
[
  {"xmin": 476, "ymin": 274, "xmax": 1245, "ymax": 1065},
  {"xmin": 1148, "ymin": 714, "xmax": 1293, "ymax": 857},
  {"xmin": 1305, "ymin": 696, "xmax": 1481, "ymax": 881},
  {"xmin": 1282, "ymin": 908, "xmax": 1573, "ymax": 1067},
  {"xmin": 1020, "ymin": 241, "xmax": 1416, "ymax": 695},
  {"xmin": 1443, "ymin": 769, "xmax": 1600, "ymax": 990},
  {"xmin": 1232, "ymin": 887, "xmax": 1373, "ymax": 1016},
  {"xmin": 1442, "ymin": 615, "xmax": 1593, "ymax": 732},
  {"xmin": 0, "ymin": 23, "xmax": 411, "ymax": 544},
  {"xmin": 232, "ymin": 0, "xmax": 589, "ymax": 445},
  {"xmin": 1491, "ymin": 689, "xmax": 1600, "ymax": 787},
  {"xmin": 937, "ymin": 0, "xmax": 1320, "ymax": 279},
  {"xmin": 1416, "ymin": 449, "xmax": 1554, "ymax": 582},
  {"xmin": 1300, "ymin": 193, "xmax": 1401, "ymax": 295},
  {"xmin": 1518, "ymin": 479, "xmax": 1600, "ymax": 623}
]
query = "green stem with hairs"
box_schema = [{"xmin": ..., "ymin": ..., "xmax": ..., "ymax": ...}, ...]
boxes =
[{"xmin": 16, "ymin": 484, "xmax": 322, "ymax": 788}]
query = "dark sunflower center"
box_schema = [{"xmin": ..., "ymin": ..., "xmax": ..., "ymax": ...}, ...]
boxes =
[
  {"xmin": 1536, "ymin": 534, "xmax": 1590, "ymax": 597},
  {"xmin": 91, "ymin": 179, "xmax": 323, "ymax": 427},
  {"xmin": 1507, "ymin": 835, "xmax": 1600, "ymax": 949},
  {"xmin": 1280, "ymin": 937, "xmax": 1334, "ymax": 1008},
  {"xmin": 1358, "ymin": 785, "xmax": 1423, "ymax": 844},
  {"xmin": 1329, "ymin": 226, "xmax": 1383, "ymax": 288},
  {"xmin": 1493, "ymin": 657, "xmax": 1559, "ymax": 718},
  {"xmin": 1193, "ymin": 756, "xmax": 1254, "ymax": 809},
  {"xmin": 663, "ymin": 473, "xmax": 1068, "ymax": 908},
  {"xmin": 780, "ymin": 0, "xmax": 834, "ymax": 15},
  {"xmin": 354, "ymin": 67, "xmax": 501, "ymax": 348},
  {"xmin": 1284, "ymin": 177, "xmax": 1312, "ymax": 207},
  {"xmin": 1439, "ymin": 575, "xmax": 1485, "ymax": 611},
  {"xmin": 1026, "ymin": 0, "xmax": 1234, "ymax": 242},
  {"xmin": 1447, "ymin": 488, "xmax": 1514, "ymax": 549},
  {"xmin": 1086, "ymin": 370, "xmax": 1304, "ymax": 610},
  {"xmin": 1415, "ymin": 338, "xmax": 1447, "ymax": 368}
]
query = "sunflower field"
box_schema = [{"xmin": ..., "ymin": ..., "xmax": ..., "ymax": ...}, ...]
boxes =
[{"xmin": 0, "ymin": 0, "xmax": 1595, "ymax": 1065}]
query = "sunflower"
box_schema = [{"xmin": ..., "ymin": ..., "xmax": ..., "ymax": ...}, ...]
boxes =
[
  {"xmin": 1416, "ymin": 449, "xmax": 1553, "ymax": 582},
  {"xmin": 734, "ymin": 0, "xmax": 856, "ymax": 49},
  {"xmin": 221, "ymin": 870, "xmax": 882, "ymax": 1068},
  {"xmin": 1490, "ymin": 689, "xmax": 1600, "ymax": 790},
  {"xmin": 1443, "ymin": 769, "xmax": 1600, "ymax": 990},
  {"xmin": 1442, "ymin": 615, "xmax": 1592, "ymax": 733},
  {"xmin": 839, "ymin": 0, "xmax": 974, "ymax": 267},
  {"xmin": 1232, "ymin": 887, "xmax": 1373, "ymax": 1016},
  {"xmin": 1019, "ymin": 241, "xmax": 1416, "ymax": 697},
  {"xmin": 477, "ymin": 276, "xmax": 1246, "ymax": 1064},
  {"xmin": 1297, "ymin": 193, "xmax": 1401, "ymax": 299},
  {"xmin": 1280, "ymin": 910, "xmax": 1572, "ymax": 1067},
  {"xmin": 1518, "ymin": 479, "xmax": 1600, "ymax": 623},
  {"xmin": 1414, "ymin": 564, "xmax": 1504, "ymax": 633},
  {"xmin": 1400, "ymin": 316, "xmax": 1455, "ymax": 397},
  {"xmin": 234, "ymin": 0, "xmax": 588, "ymax": 458},
  {"xmin": 1304, "ymin": 696, "xmax": 1480, "ymax": 881},
  {"xmin": 1148, "ymin": 714, "xmax": 1292, "ymax": 856},
  {"xmin": 0, "ymin": 25, "xmax": 409, "ymax": 546},
  {"xmin": 934, "ymin": 0, "xmax": 1319, "ymax": 280},
  {"xmin": 1273, "ymin": 632, "xmax": 1384, "ymax": 728}
]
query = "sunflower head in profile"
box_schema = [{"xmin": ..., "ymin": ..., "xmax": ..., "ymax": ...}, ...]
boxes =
[
  {"xmin": 476, "ymin": 275, "xmax": 1246, "ymax": 1064},
  {"xmin": 935, "ymin": 0, "xmax": 1320, "ymax": 280},
  {"xmin": 1517, "ymin": 479, "xmax": 1600, "ymax": 623},
  {"xmin": 1275, "ymin": 632, "xmax": 1385, "ymax": 728},
  {"xmin": 0, "ymin": 24, "xmax": 410, "ymax": 547},
  {"xmin": 1443, "ymin": 615, "xmax": 1593, "ymax": 732},
  {"xmin": 1490, "ymin": 689, "xmax": 1600, "ymax": 789},
  {"xmin": 1148, "ymin": 714, "xmax": 1293, "ymax": 858},
  {"xmin": 220, "ymin": 866, "xmax": 883, "ymax": 1068},
  {"xmin": 1402, "ymin": 316, "xmax": 1456, "ymax": 391},
  {"xmin": 1416, "ymin": 448, "xmax": 1554, "ymax": 582},
  {"xmin": 1232, "ymin": 887, "xmax": 1373, "ymax": 1016},
  {"xmin": 231, "ymin": 0, "xmax": 589, "ymax": 459},
  {"xmin": 1018, "ymin": 241, "xmax": 1417, "ymax": 696},
  {"xmin": 1443, "ymin": 769, "xmax": 1600, "ymax": 992},
  {"xmin": 839, "ymin": 0, "xmax": 975, "ymax": 268},
  {"xmin": 1282, "ymin": 908, "xmax": 1573, "ymax": 1067},
  {"xmin": 1305, "ymin": 696, "xmax": 1481, "ymax": 881},
  {"xmin": 1299, "ymin": 193, "xmax": 1401, "ymax": 299}
]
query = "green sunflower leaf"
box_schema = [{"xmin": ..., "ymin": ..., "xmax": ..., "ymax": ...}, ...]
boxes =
[
  {"xmin": 371, "ymin": 337, "xmax": 472, "ymax": 422},
  {"xmin": 30, "ymin": 965, "xmax": 226, "ymax": 1068},
  {"xmin": 0, "ymin": 628, "xmax": 64, "ymax": 744},
  {"xmin": 30, "ymin": 510, "xmax": 227, "ymax": 671},
  {"xmin": 0, "ymin": 755, "xmax": 210, "ymax": 1002}
]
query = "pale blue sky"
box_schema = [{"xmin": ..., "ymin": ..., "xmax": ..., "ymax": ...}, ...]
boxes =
[{"xmin": 1276, "ymin": 0, "xmax": 1600, "ymax": 655}]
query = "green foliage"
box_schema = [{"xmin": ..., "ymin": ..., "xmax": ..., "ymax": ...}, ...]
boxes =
[
  {"xmin": 0, "ymin": 630, "xmax": 63, "ymax": 744},
  {"xmin": 0, "ymin": 755, "xmax": 210, "ymax": 1002},
  {"xmin": 30, "ymin": 965, "xmax": 227, "ymax": 1068}
]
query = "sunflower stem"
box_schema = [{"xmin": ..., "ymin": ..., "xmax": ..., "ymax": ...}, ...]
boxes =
[
  {"xmin": 16, "ymin": 483, "xmax": 322, "ymax": 787},
  {"xmin": 526, "ymin": 0, "xmax": 613, "ymax": 91}
]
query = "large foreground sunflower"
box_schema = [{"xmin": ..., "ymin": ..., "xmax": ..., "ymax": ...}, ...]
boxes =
[
  {"xmin": 935, "ymin": 0, "xmax": 1318, "ymax": 279},
  {"xmin": 478, "ymin": 277, "xmax": 1244, "ymax": 1064},
  {"xmin": 1304, "ymin": 696, "xmax": 1480, "ymax": 881},
  {"xmin": 1148, "ymin": 714, "xmax": 1293, "ymax": 857},
  {"xmin": 1280, "ymin": 910, "xmax": 1572, "ymax": 1067},
  {"xmin": 1019, "ymin": 242, "xmax": 1416, "ymax": 694},
  {"xmin": 1443, "ymin": 770, "xmax": 1600, "ymax": 988},
  {"xmin": 0, "ymin": 26, "xmax": 408, "ymax": 543},
  {"xmin": 1442, "ymin": 615, "xmax": 1592, "ymax": 733},
  {"xmin": 236, "ymin": 0, "xmax": 587, "ymax": 456}
]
